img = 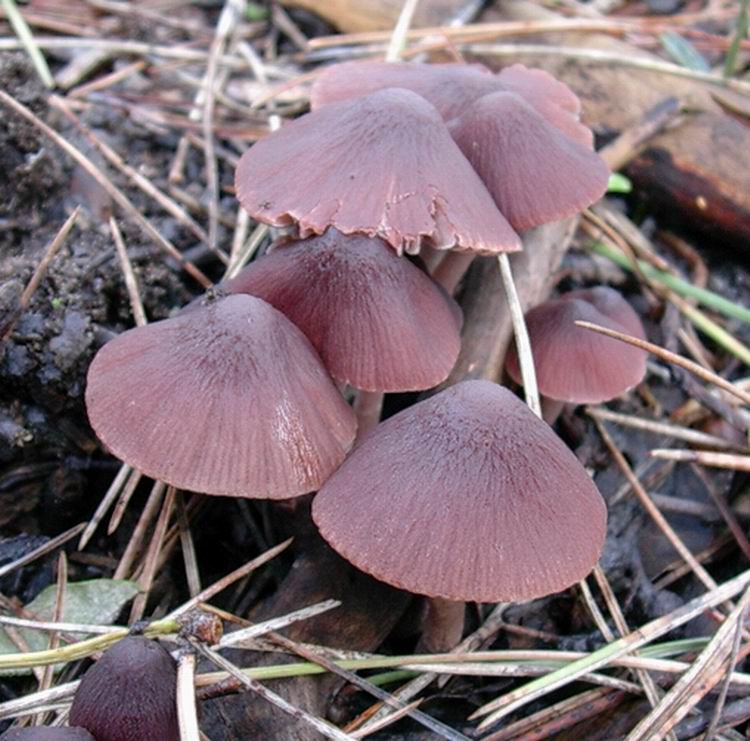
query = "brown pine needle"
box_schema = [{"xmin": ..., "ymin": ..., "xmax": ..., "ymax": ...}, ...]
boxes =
[{"xmin": 651, "ymin": 449, "xmax": 750, "ymax": 472}]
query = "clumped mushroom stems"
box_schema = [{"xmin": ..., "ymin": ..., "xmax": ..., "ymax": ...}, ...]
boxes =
[
  {"xmin": 505, "ymin": 286, "xmax": 648, "ymax": 424},
  {"xmin": 69, "ymin": 635, "xmax": 179, "ymax": 741},
  {"xmin": 313, "ymin": 380, "xmax": 607, "ymax": 650}
]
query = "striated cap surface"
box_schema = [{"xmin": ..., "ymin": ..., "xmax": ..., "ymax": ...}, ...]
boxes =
[
  {"xmin": 506, "ymin": 287, "xmax": 647, "ymax": 403},
  {"xmin": 224, "ymin": 230, "xmax": 462, "ymax": 391},
  {"xmin": 86, "ymin": 294, "xmax": 357, "ymax": 498},
  {"xmin": 235, "ymin": 88, "xmax": 521, "ymax": 255},
  {"xmin": 69, "ymin": 636, "xmax": 178, "ymax": 741},
  {"xmin": 450, "ymin": 92, "xmax": 609, "ymax": 231},
  {"xmin": 313, "ymin": 381, "xmax": 606, "ymax": 602}
]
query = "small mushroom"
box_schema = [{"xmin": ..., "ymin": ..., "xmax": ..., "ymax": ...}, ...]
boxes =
[
  {"xmin": 235, "ymin": 88, "xmax": 521, "ymax": 256},
  {"xmin": 312, "ymin": 380, "xmax": 606, "ymax": 648},
  {"xmin": 86, "ymin": 294, "xmax": 357, "ymax": 499},
  {"xmin": 69, "ymin": 636, "xmax": 179, "ymax": 741},
  {"xmin": 0, "ymin": 730, "xmax": 95, "ymax": 740},
  {"xmin": 449, "ymin": 92, "xmax": 609, "ymax": 232},
  {"xmin": 220, "ymin": 229, "xmax": 462, "ymax": 393},
  {"xmin": 505, "ymin": 287, "xmax": 648, "ymax": 421}
]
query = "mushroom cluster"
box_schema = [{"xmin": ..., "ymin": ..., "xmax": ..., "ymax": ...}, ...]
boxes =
[{"xmin": 85, "ymin": 60, "xmax": 614, "ymax": 645}]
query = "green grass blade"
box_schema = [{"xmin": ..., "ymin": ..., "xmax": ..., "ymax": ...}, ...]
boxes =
[{"xmin": 0, "ymin": 0, "xmax": 54, "ymax": 88}]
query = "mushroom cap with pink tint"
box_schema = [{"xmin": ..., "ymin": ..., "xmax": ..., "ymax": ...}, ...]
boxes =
[
  {"xmin": 235, "ymin": 88, "xmax": 521, "ymax": 256},
  {"xmin": 223, "ymin": 230, "xmax": 462, "ymax": 392},
  {"xmin": 85, "ymin": 294, "xmax": 357, "ymax": 499},
  {"xmin": 311, "ymin": 60, "xmax": 502, "ymax": 121},
  {"xmin": 310, "ymin": 60, "xmax": 592, "ymax": 146},
  {"xmin": 449, "ymin": 92, "xmax": 610, "ymax": 231},
  {"xmin": 313, "ymin": 380, "xmax": 607, "ymax": 603},
  {"xmin": 506, "ymin": 286, "xmax": 647, "ymax": 404}
]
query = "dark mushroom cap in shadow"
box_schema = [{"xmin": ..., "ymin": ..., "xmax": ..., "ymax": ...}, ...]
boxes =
[
  {"xmin": 506, "ymin": 286, "xmax": 648, "ymax": 404},
  {"xmin": 312, "ymin": 380, "xmax": 607, "ymax": 603},
  {"xmin": 311, "ymin": 60, "xmax": 592, "ymax": 146},
  {"xmin": 311, "ymin": 60, "xmax": 502, "ymax": 120},
  {"xmin": 235, "ymin": 88, "xmax": 521, "ymax": 256},
  {"xmin": 86, "ymin": 294, "xmax": 357, "ymax": 499},
  {"xmin": 69, "ymin": 636, "xmax": 178, "ymax": 741},
  {"xmin": 0, "ymin": 730, "xmax": 96, "ymax": 740},
  {"xmin": 449, "ymin": 92, "xmax": 610, "ymax": 232},
  {"xmin": 222, "ymin": 230, "xmax": 462, "ymax": 392}
]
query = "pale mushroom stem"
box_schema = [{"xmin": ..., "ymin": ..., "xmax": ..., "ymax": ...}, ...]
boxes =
[
  {"xmin": 431, "ymin": 251, "xmax": 475, "ymax": 294},
  {"xmin": 498, "ymin": 253, "xmax": 542, "ymax": 419},
  {"xmin": 541, "ymin": 397, "xmax": 566, "ymax": 426},
  {"xmin": 354, "ymin": 390, "xmax": 384, "ymax": 440},
  {"xmin": 417, "ymin": 598, "xmax": 466, "ymax": 652}
]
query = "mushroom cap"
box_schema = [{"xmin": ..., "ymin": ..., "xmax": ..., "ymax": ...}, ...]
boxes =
[
  {"xmin": 505, "ymin": 286, "xmax": 648, "ymax": 404},
  {"xmin": 311, "ymin": 60, "xmax": 502, "ymax": 121},
  {"xmin": 235, "ymin": 88, "xmax": 521, "ymax": 256},
  {"xmin": 449, "ymin": 92, "xmax": 609, "ymax": 231},
  {"xmin": 310, "ymin": 60, "xmax": 593, "ymax": 146},
  {"xmin": 86, "ymin": 294, "xmax": 357, "ymax": 499},
  {"xmin": 223, "ymin": 230, "xmax": 462, "ymax": 392},
  {"xmin": 69, "ymin": 636, "xmax": 178, "ymax": 741},
  {"xmin": 312, "ymin": 380, "xmax": 607, "ymax": 603},
  {"xmin": 0, "ymin": 730, "xmax": 95, "ymax": 741},
  {"xmin": 496, "ymin": 63, "xmax": 581, "ymax": 115}
]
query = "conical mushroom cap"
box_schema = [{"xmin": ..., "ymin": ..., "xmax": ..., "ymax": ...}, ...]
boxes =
[
  {"xmin": 224, "ymin": 230, "xmax": 462, "ymax": 392},
  {"xmin": 0, "ymin": 730, "xmax": 95, "ymax": 740},
  {"xmin": 506, "ymin": 287, "xmax": 647, "ymax": 404},
  {"xmin": 450, "ymin": 92, "xmax": 609, "ymax": 231},
  {"xmin": 69, "ymin": 636, "xmax": 178, "ymax": 741},
  {"xmin": 86, "ymin": 294, "xmax": 357, "ymax": 499},
  {"xmin": 313, "ymin": 381, "xmax": 607, "ymax": 603},
  {"xmin": 311, "ymin": 60, "xmax": 502, "ymax": 121},
  {"xmin": 235, "ymin": 88, "xmax": 521, "ymax": 255}
]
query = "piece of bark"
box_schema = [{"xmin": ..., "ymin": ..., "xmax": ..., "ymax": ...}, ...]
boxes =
[
  {"xmin": 280, "ymin": 0, "xmax": 478, "ymax": 32},
  {"xmin": 481, "ymin": 0, "xmax": 750, "ymax": 251}
]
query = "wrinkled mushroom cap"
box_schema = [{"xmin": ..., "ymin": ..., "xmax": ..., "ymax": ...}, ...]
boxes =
[
  {"xmin": 223, "ymin": 230, "xmax": 462, "ymax": 392},
  {"xmin": 449, "ymin": 92, "xmax": 609, "ymax": 231},
  {"xmin": 0, "ymin": 730, "xmax": 95, "ymax": 741},
  {"xmin": 313, "ymin": 380, "xmax": 607, "ymax": 602},
  {"xmin": 86, "ymin": 294, "xmax": 357, "ymax": 498},
  {"xmin": 69, "ymin": 636, "xmax": 178, "ymax": 741},
  {"xmin": 311, "ymin": 60, "xmax": 502, "ymax": 120},
  {"xmin": 235, "ymin": 88, "xmax": 521, "ymax": 255},
  {"xmin": 506, "ymin": 286, "xmax": 647, "ymax": 404}
]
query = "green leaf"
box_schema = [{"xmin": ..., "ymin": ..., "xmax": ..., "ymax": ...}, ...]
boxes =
[
  {"xmin": 607, "ymin": 173, "xmax": 632, "ymax": 194},
  {"xmin": 660, "ymin": 31, "xmax": 711, "ymax": 73},
  {"xmin": 0, "ymin": 579, "xmax": 139, "ymax": 676}
]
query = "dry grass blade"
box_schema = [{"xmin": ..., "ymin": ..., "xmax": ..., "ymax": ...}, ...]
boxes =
[
  {"xmin": 110, "ymin": 217, "xmax": 147, "ymax": 327},
  {"xmin": 177, "ymin": 494, "xmax": 201, "ymax": 598},
  {"xmin": 78, "ymin": 463, "xmax": 131, "ymax": 549},
  {"xmin": 108, "ymin": 468, "xmax": 144, "ymax": 536},
  {"xmin": 0, "ymin": 617, "xmax": 121, "ymax": 634},
  {"xmin": 0, "ymin": 682, "xmax": 79, "ymax": 721},
  {"xmin": 2, "ymin": 207, "xmax": 80, "ymax": 341},
  {"xmin": 0, "ymin": 523, "xmax": 84, "ymax": 580},
  {"xmin": 192, "ymin": 642, "xmax": 355, "ymax": 741},
  {"xmin": 626, "ymin": 587, "xmax": 750, "ymax": 740},
  {"xmin": 470, "ymin": 567, "xmax": 750, "ymax": 730},
  {"xmin": 652, "ymin": 449, "xmax": 750, "ymax": 471},
  {"xmin": 385, "ymin": 0, "xmax": 422, "ymax": 61},
  {"xmin": 166, "ymin": 538, "xmax": 293, "ymax": 619},
  {"xmin": 177, "ymin": 650, "xmax": 200, "ymax": 741},
  {"xmin": 576, "ymin": 320, "xmax": 750, "ymax": 406},
  {"xmin": 0, "ymin": 89, "xmax": 211, "ymax": 288},
  {"xmin": 351, "ymin": 700, "xmax": 423, "ymax": 738},
  {"xmin": 0, "ymin": 0, "xmax": 53, "ymax": 87},
  {"xmin": 587, "ymin": 407, "xmax": 748, "ymax": 451},
  {"xmin": 217, "ymin": 600, "xmax": 341, "ymax": 648}
]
